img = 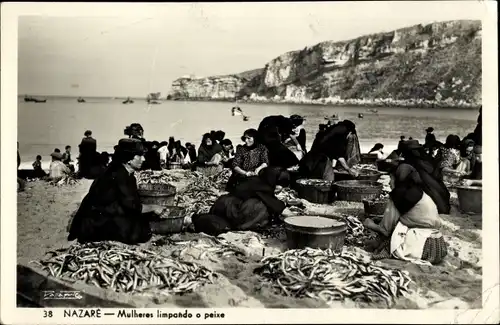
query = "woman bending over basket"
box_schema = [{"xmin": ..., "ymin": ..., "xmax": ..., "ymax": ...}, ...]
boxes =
[
  {"xmin": 225, "ymin": 128, "xmax": 269, "ymax": 192},
  {"xmin": 363, "ymin": 163, "xmax": 447, "ymax": 265},
  {"xmin": 67, "ymin": 138, "xmax": 167, "ymax": 245}
]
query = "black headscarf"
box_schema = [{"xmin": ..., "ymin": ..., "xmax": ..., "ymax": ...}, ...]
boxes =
[
  {"xmin": 389, "ymin": 163, "xmax": 424, "ymax": 215},
  {"xmin": 241, "ymin": 128, "xmax": 260, "ymax": 150},
  {"xmin": 444, "ymin": 134, "xmax": 461, "ymax": 149}
]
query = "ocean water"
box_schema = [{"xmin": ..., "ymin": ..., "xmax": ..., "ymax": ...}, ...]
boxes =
[{"xmin": 17, "ymin": 97, "xmax": 478, "ymax": 169}]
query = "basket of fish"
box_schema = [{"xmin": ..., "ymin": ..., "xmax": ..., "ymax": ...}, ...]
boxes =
[
  {"xmin": 151, "ymin": 206, "xmax": 187, "ymax": 234},
  {"xmin": 362, "ymin": 191, "xmax": 390, "ymax": 217},
  {"xmin": 138, "ymin": 183, "xmax": 177, "ymax": 207},
  {"xmin": 295, "ymin": 179, "xmax": 335, "ymax": 204},
  {"xmin": 334, "ymin": 180, "xmax": 383, "ymax": 202},
  {"xmin": 334, "ymin": 169, "xmax": 383, "ymax": 182}
]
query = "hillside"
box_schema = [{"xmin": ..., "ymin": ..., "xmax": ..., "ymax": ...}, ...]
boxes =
[{"xmin": 169, "ymin": 20, "xmax": 481, "ymax": 108}]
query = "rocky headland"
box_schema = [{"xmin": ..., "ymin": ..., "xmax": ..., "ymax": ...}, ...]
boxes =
[{"xmin": 168, "ymin": 20, "xmax": 481, "ymax": 108}]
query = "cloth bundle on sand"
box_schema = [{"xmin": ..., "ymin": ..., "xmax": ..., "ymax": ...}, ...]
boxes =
[
  {"xmin": 257, "ymin": 116, "xmax": 300, "ymax": 169},
  {"xmin": 192, "ymin": 167, "xmax": 289, "ymax": 236}
]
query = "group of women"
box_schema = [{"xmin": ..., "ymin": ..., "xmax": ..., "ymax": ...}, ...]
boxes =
[{"xmin": 67, "ymin": 109, "xmax": 482, "ymax": 267}]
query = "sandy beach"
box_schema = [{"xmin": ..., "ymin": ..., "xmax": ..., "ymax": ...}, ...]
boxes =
[{"xmin": 17, "ymin": 172, "xmax": 482, "ymax": 309}]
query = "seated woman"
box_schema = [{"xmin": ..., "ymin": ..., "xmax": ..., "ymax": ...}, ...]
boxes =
[
  {"xmin": 196, "ymin": 133, "xmax": 224, "ymax": 176},
  {"xmin": 192, "ymin": 167, "xmax": 289, "ymax": 236},
  {"xmin": 435, "ymin": 134, "xmax": 464, "ymax": 186},
  {"xmin": 219, "ymin": 139, "xmax": 235, "ymax": 168},
  {"xmin": 258, "ymin": 115, "xmax": 300, "ymax": 169},
  {"xmin": 368, "ymin": 143, "xmax": 386, "ymax": 161},
  {"xmin": 67, "ymin": 138, "xmax": 166, "ymax": 245},
  {"xmin": 299, "ymin": 120, "xmax": 360, "ymax": 181},
  {"xmin": 49, "ymin": 151, "xmax": 71, "ymax": 182},
  {"xmin": 226, "ymin": 129, "xmax": 269, "ymax": 192},
  {"xmin": 468, "ymin": 145, "xmax": 482, "ymax": 180},
  {"xmin": 454, "ymin": 139, "xmax": 476, "ymax": 177},
  {"xmin": 363, "ymin": 163, "xmax": 447, "ymax": 265}
]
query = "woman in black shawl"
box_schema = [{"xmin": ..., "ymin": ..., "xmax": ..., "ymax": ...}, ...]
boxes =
[
  {"xmin": 299, "ymin": 120, "xmax": 360, "ymax": 180},
  {"xmin": 196, "ymin": 133, "xmax": 224, "ymax": 176},
  {"xmin": 364, "ymin": 163, "xmax": 447, "ymax": 265},
  {"xmin": 257, "ymin": 115, "xmax": 300, "ymax": 169},
  {"xmin": 67, "ymin": 138, "xmax": 166, "ymax": 245},
  {"xmin": 143, "ymin": 141, "xmax": 162, "ymax": 171},
  {"xmin": 192, "ymin": 167, "xmax": 290, "ymax": 236},
  {"xmin": 399, "ymin": 140, "xmax": 451, "ymax": 215}
]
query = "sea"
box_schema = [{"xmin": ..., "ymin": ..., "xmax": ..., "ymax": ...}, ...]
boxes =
[{"xmin": 17, "ymin": 96, "xmax": 478, "ymax": 170}]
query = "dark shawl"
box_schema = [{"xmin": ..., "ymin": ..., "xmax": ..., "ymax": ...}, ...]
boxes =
[
  {"xmin": 390, "ymin": 164, "xmax": 424, "ymax": 216},
  {"xmin": 401, "ymin": 146, "xmax": 451, "ymax": 214},
  {"xmin": 197, "ymin": 134, "xmax": 222, "ymax": 164},
  {"xmin": 257, "ymin": 116, "xmax": 299, "ymax": 169},
  {"xmin": 232, "ymin": 166, "xmax": 288, "ymax": 216},
  {"xmin": 67, "ymin": 164, "xmax": 153, "ymax": 244},
  {"xmin": 309, "ymin": 122, "xmax": 350, "ymax": 160}
]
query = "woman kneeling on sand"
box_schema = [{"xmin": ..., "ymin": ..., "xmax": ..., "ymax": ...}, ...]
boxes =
[
  {"xmin": 363, "ymin": 163, "xmax": 448, "ymax": 265},
  {"xmin": 67, "ymin": 138, "xmax": 167, "ymax": 245}
]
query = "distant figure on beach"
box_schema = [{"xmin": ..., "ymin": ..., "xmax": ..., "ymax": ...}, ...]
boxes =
[
  {"xmin": 49, "ymin": 151, "xmax": 71, "ymax": 182},
  {"xmin": 63, "ymin": 145, "xmax": 75, "ymax": 173},
  {"xmin": 17, "ymin": 142, "xmax": 26, "ymax": 192},
  {"xmin": 67, "ymin": 138, "xmax": 167, "ymax": 245},
  {"xmin": 78, "ymin": 130, "xmax": 97, "ymax": 179},
  {"xmin": 32, "ymin": 155, "xmax": 47, "ymax": 178}
]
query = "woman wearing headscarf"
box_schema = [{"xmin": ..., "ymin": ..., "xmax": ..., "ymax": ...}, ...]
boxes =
[
  {"xmin": 192, "ymin": 167, "xmax": 290, "ymax": 235},
  {"xmin": 454, "ymin": 139, "xmax": 476, "ymax": 177},
  {"xmin": 226, "ymin": 129, "xmax": 269, "ymax": 192},
  {"xmin": 363, "ymin": 163, "xmax": 447, "ymax": 265},
  {"xmin": 196, "ymin": 133, "xmax": 224, "ymax": 176},
  {"xmin": 258, "ymin": 115, "xmax": 300, "ymax": 169},
  {"xmin": 368, "ymin": 143, "xmax": 386, "ymax": 161},
  {"xmin": 299, "ymin": 120, "xmax": 360, "ymax": 181},
  {"xmin": 434, "ymin": 134, "xmax": 464, "ymax": 186},
  {"xmin": 283, "ymin": 115, "xmax": 307, "ymax": 160},
  {"xmin": 399, "ymin": 140, "xmax": 451, "ymax": 215},
  {"xmin": 143, "ymin": 141, "xmax": 162, "ymax": 171},
  {"xmin": 67, "ymin": 138, "xmax": 167, "ymax": 245}
]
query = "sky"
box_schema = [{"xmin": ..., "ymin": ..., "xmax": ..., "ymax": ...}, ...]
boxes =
[{"xmin": 17, "ymin": 2, "xmax": 488, "ymax": 98}]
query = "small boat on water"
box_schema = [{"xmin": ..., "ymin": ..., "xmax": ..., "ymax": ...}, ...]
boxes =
[
  {"xmin": 231, "ymin": 106, "xmax": 250, "ymax": 121},
  {"xmin": 24, "ymin": 96, "xmax": 46, "ymax": 103},
  {"xmin": 358, "ymin": 113, "xmax": 364, "ymax": 118},
  {"xmin": 77, "ymin": 97, "xmax": 86, "ymax": 103},
  {"xmin": 123, "ymin": 97, "xmax": 134, "ymax": 104},
  {"xmin": 366, "ymin": 108, "xmax": 379, "ymax": 114}
]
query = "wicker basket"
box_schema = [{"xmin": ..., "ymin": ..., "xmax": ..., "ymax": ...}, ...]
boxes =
[
  {"xmin": 151, "ymin": 206, "xmax": 186, "ymax": 234},
  {"xmin": 295, "ymin": 179, "xmax": 334, "ymax": 204},
  {"xmin": 360, "ymin": 153, "xmax": 378, "ymax": 165},
  {"xmin": 334, "ymin": 180, "xmax": 383, "ymax": 202},
  {"xmin": 138, "ymin": 183, "xmax": 177, "ymax": 207},
  {"xmin": 362, "ymin": 199, "xmax": 388, "ymax": 216},
  {"xmin": 168, "ymin": 162, "xmax": 183, "ymax": 170},
  {"xmin": 334, "ymin": 169, "xmax": 382, "ymax": 182}
]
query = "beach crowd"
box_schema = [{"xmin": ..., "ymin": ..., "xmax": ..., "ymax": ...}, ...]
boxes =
[{"xmin": 18, "ymin": 107, "xmax": 482, "ymax": 266}]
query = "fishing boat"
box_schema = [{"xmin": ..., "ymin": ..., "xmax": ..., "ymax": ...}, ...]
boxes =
[
  {"xmin": 24, "ymin": 95, "xmax": 46, "ymax": 103},
  {"xmin": 367, "ymin": 108, "xmax": 379, "ymax": 114},
  {"xmin": 77, "ymin": 97, "xmax": 86, "ymax": 103},
  {"xmin": 358, "ymin": 113, "xmax": 364, "ymax": 118},
  {"xmin": 122, "ymin": 97, "xmax": 134, "ymax": 104}
]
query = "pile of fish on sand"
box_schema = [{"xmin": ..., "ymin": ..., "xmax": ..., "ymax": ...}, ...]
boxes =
[
  {"xmin": 164, "ymin": 236, "xmax": 247, "ymax": 260},
  {"xmin": 48, "ymin": 175, "xmax": 81, "ymax": 187},
  {"xmin": 176, "ymin": 169, "xmax": 231, "ymax": 218},
  {"xmin": 254, "ymin": 247, "xmax": 411, "ymax": 307},
  {"xmin": 31, "ymin": 241, "xmax": 218, "ymax": 295},
  {"xmin": 136, "ymin": 170, "xmax": 181, "ymax": 185}
]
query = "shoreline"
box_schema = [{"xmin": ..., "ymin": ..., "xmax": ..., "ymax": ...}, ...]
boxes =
[{"xmin": 166, "ymin": 97, "xmax": 481, "ymax": 110}]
